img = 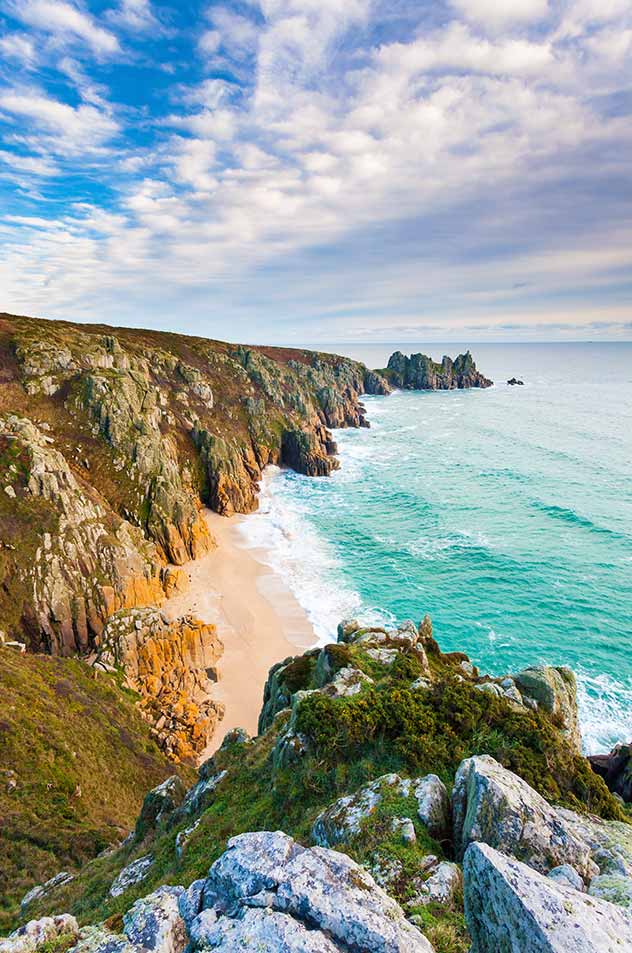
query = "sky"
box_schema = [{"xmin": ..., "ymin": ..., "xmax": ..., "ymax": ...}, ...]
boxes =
[{"xmin": 0, "ymin": 0, "xmax": 631, "ymax": 345}]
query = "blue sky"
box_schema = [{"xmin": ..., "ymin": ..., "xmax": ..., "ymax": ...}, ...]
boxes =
[{"xmin": 0, "ymin": 0, "xmax": 631, "ymax": 344}]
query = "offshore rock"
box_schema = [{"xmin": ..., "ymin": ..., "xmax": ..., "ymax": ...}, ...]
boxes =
[
  {"xmin": 463, "ymin": 842, "xmax": 632, "ymax": 953},
  {"xmin": 386, "ymin": 350, "xmax": 492, "ymax": 390},
  {"xmin": 452, "ymin": 755, "xmax": 597, "ymax": 881},
  {"xmin": 98, "ymin": 608, "xmax": 224, "ymax": 762},
  {"xmin": 589, "ymin": 742, "xmax": 632, "ymax": 803}
]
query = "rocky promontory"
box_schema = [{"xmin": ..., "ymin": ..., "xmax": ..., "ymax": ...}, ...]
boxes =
[
  {"xmin": 5, "ymin": 612, "xmax": 630, "ymax": 951},
  {"xmin": 0, "ymin": 313, "xmax": 390, "ymax": 656},
  {"xmin": 385, "ymin": 350, "xmax": 493, "ymax": 390}
]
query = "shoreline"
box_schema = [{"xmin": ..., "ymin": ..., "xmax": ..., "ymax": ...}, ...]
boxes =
[{"xmin": 162, "ymin": 508, "xmax": 318, "ymax": 752}]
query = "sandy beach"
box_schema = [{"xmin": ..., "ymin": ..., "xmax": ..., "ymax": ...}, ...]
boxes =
[{"xmin": 162, "ymin": 509, "xmax": 317, "ymax": 751}]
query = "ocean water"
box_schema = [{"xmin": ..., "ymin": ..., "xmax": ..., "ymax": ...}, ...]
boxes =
[{"xmin": 239, "ymin": 343, "xmax": 632, "ymax": 754}]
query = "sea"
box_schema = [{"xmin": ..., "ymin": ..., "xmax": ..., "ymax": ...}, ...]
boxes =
[{"xmin": 238, "ymin": 343, "xmax": 632, "ymax": 754}]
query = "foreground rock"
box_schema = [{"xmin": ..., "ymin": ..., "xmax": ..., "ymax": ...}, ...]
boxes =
[
  {"xmin": 0, "ymin": 916, "xmax": 78, "ymax": 953},
  {"xmin": 312, "ymin": 772, "xmax": 449, "ymax": 847},
  {"xmin": 452, "ymin": 755, "xmax": 597, "ymax": 881},
  {"xmin": 464, "ymin": 842, "xmax": 632, "ymax": 952},
  {"xmin": 385, "ymin": 350, "xmax": 492, "ymax": 390},
  {"xmin": 194, "ymin": 831, "xmax": 434, "ymax": 952}
]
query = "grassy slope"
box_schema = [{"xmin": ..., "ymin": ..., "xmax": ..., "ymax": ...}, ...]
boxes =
[
  {"xmin": 0, "ymin": 646, "xmax": 192, "ymax": 931},
  {"xmin": 28, "ymin": 638, "xmax": 624, "ymax": 953}
]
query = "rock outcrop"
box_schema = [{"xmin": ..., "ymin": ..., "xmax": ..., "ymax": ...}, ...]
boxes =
[
  {"xmin": 589, "ymin": 742, "xmax": 632, "ymax": 803},
  {"xmin": 0, "ymin": 915, "xmax": 78, "ymax": 953},
  {"xmin": 385, "ymin": 350, "xmax": 492, "ymax": 390},
  {"xmin": 97, "ymin": 608, "xmax": 224, "ymax": 761},
  {"xmin": 194, "ymin": 831, "xmax": 434, "ymax": 952},
  {"xmin": 0, "ymin": 415, "xmax": 165, "ymax": 654},
  {"xmin": 463, "ymin": 842, "xmax": 632, "ymax": 953},
  {"xmin": 452, "ymin": 755, "xmax": 598, "ymax": 881}
]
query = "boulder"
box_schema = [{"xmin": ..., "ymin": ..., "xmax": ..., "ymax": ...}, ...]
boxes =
[
  {"xmin": 0, "ymin": 916, "xmax": 78, "ymax": 953},
  {"xmin": 410, "ymin": 861, "xmax": 462, "ymax": 907},
  {"xmin": 189, "ymin": 907, "xmax": 341, "ymax": 951},
  {"xmin": 311, "ymin": 774, "xmax": 410, "ymax": 847},
  {"xmin": 463, "ymin": 841, "xmax": 632, "ymax": 952},
  {"xmin": 69, "ymin": 926, "xmax": 140, "ymax": 953},
  {"xmin": 513, "ymin": 665, "xmax": 581, "ymax": 752},
  {"xmin": 110, "ymin": 854, "xmax": 154, "ymax": 898},
  {"xmin": 411, "ymin": 774, "xmax": 450, "ymax": 840},
  {"xmin": 123, "ymin": 886, "xmax": 187, "ymax": 953},
  {"xmin": 135, "ymin": 776, "xmax": 186, "ymax": 840},
  {"xmin": 20, "ymin": 872, "xmax": 75, "ymax": 913},
  {"xmin": 452, "ymin": 755, "xmax": 597, "ymax": 881},
  {"xmin": 177, "ymin": 880, "xmax": 205, "ymax": 931},
  {"xmin": 547, "ymin": 864, "xmax": 584, "ymax": 891},
  {"xmin": 194, "ymin": 831, "xmax": 434, "ymax": 952}
]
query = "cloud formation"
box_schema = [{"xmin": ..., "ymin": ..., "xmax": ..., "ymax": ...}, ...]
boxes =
[{"xmin": 0, "ymin": 0, "xmax": 631, "ymax": 342}]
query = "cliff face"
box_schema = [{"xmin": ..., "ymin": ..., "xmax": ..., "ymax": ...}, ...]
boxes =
[
  {"xmin": 0, "ymin": 313, "xmax": 389, "ymax": 652},
  {"xmin": 385, "ymin": 350, "xmax": 493, "ymax": 390},
  {"xmin": 97, "ymin": 608, "xmax": 224, "ymax": 764}
]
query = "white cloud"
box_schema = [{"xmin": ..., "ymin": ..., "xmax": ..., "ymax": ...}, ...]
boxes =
[
  {"xmin": 0, "ymin": 32, "xmax": 38, "ymax": 66},
  {"xmin": 376, "ymin": 23, "xmax": 554, "ymax": 78},
  {"xmin": 0, "ymin": 149, "xmax": 58, "ymax": 176},
  {"xmin": 109, "ymin": 0, "xmax": 159, "ymax": 32},
  {"xmin": 202, "ymin": 6, "xmax": 259, "ymax": 58},
  {"xmin": 0, "ymin": 88, "xmax": 118, "ymax": 154},
  {"xmin": 450, "ymin": 0, "xmax": 550, "ymax": 30},
  {"xmin": 10, "ymin": 0, "xmax": 119, "ymax": 55}
]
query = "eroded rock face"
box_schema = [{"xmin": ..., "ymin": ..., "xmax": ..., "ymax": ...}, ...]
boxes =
[
  {"xmin": 0, "ymin": 415, "xmax": 165, "ymax": 654},
  {"xmin": 452, "ymin": 755, "xmax": 597, "ymax": 881},
  {"xmin": 195, "ymin": 831, "xmax": 434, "ymax": 953},
  {"xmin": 386, "ymin": 351, "xmax": 492, "ymax": 390},
  {"xmin": 463, "ymin": 842, "xmax": 632, "ymax": 953},
  {"xmin": 98, "ymin": 609, "xmax": 224, "ymax": 762}
]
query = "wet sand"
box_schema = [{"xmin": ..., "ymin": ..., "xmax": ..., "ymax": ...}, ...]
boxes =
[{"xmin": 162, "ymin": 509, "xmax": 317, "ymax": 752}]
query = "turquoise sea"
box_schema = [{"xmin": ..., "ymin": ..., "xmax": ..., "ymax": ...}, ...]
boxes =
[{"xmin": 239, "ymin": 344, "xmax": 632, "ymax": 753}]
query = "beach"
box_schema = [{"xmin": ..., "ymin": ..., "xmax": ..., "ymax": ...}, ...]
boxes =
[{"xmin": 162, "ymin": 509, "xmax": 317, "ymax": 750}]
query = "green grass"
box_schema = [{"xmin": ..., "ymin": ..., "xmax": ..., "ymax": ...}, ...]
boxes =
[{"xmin": 0, "ymin": 648, "xmax": 187, "ymax": 932}]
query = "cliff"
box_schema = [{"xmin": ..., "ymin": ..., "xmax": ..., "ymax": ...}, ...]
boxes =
[
  {"xmin": 8, "ymin": 614, "xmax": 627, "ymax": 952},
  {"xmin": 0, "ymin": 313, "xmax": 389, "ymax": 656},
  {"xmin": 385, "ymin": 350, "xmax": 493, "ymax": 390}
]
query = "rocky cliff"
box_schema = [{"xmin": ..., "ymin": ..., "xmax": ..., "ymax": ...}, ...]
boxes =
[
  {"xmin": 7, "ymin": 612, "xmax": 627, "ymax": 951},
  {"xmin": 385, "ymin": 350, "xmax": 493, "ymax": 390},
  {"xmin": 0, "ymin": 313, "xmax": 389, "ymax": 655}
]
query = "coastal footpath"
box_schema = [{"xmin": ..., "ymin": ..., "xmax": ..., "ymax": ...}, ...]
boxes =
[{"xmin": 3, "ymin": 615, "xmax": 631, "ymax": 952}]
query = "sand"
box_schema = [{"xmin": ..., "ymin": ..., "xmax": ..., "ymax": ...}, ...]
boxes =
[{"xmin": 162, "ymin": 509, "xmax": 317, "ymax": 752}]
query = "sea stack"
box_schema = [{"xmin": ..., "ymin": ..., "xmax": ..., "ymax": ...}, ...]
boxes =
[{"xmin": 385, "ymin": 350, "xmax": 493, "ymax": 390}]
